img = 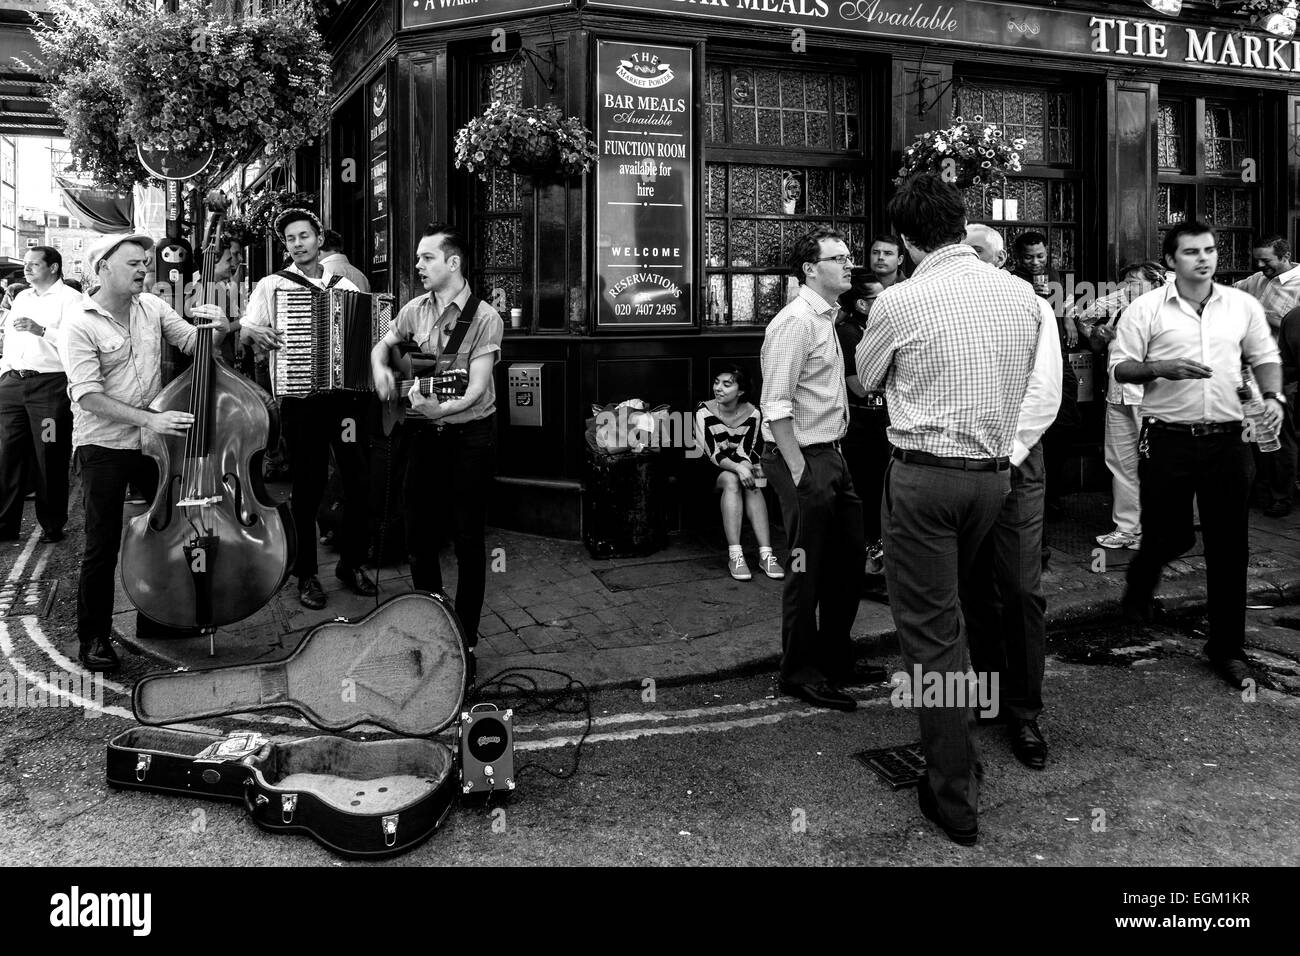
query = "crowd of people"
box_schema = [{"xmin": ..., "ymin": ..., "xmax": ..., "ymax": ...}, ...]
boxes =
[
  {"xmin": 1, "ymin": 170, "xmax": 1296, "ymax": 847},
  {"xmin": 694, "ymin": 173, "xmax": 1287, "ymax": 846}
]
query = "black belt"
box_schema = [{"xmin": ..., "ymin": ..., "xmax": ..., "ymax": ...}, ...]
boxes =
[
  {"xmin": 1145, "ymin": 419, "xmax": 1240, "ymax": 437},
  {"xmin": 891, "ymin": 448, "xmax": 1011, "ymax": 471},
  {"xmin": 3, "ymin": 369, "xmax": 53, "ymax": 379},
  {"xmin": 802, "ymin": 440, "xmax": 842, "ymax": 452}
]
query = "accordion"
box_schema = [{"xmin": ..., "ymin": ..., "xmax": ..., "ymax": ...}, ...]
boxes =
[{"xmin": 271, "ymin": 287, "xmax": 395, "ymax": 398}]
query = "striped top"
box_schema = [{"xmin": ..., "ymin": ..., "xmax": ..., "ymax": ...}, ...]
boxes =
[{"xmin": 694, "ymin": 401, "xmax": 763, "ymax": 467}]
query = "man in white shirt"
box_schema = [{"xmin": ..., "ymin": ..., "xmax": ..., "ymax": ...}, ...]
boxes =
[
  {"xmin": 1235, "ymin": 236, "xmax": 1300, "ymax": 517},
  {"xmin": 0, "ymin": 247, "xmax": 82, "ymax": 543},
  {"xmin": 241, "ymin": 209, "xmax": 375, "ymax": 610},
  {"xmin": 320, "ymin": 230, "xmax": 371, "ymax": 293},
  {"xmin": 1111, "ymin": 221, "xmax": 1283, "ymax": 690},
  {"xmin": 959, "ymin": 223, "xmax": 1062, "ymax": 770}
]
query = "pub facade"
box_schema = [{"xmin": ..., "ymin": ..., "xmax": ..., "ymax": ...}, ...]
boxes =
[{"xmin": 317, "ymin": 0, "xmax": 1300, "ymax": 539}]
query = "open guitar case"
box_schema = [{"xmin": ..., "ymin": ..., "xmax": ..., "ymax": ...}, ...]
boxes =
[{"xmin": 106, "ymin": 592, "xmax": 468, "ymax": 858}]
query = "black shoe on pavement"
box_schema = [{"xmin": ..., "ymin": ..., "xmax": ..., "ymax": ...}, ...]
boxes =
[
  {"xmin": 1264, "ymin": 501, "xmax": 1293, "ymax": 519},
  {"xmin": 38, "ymin": 528, "xmax": 64, "ymax": 544},
  {"xmin": 298, "ymin": 575, "xmax": 327, "ymax": 610},
  {"xmin": 1208, "ymin": 657, "xmax": 1253, "ymax": 690},
  {"xmin": 778, "ymin": 679, "xmax": 856, "ymax": 711},
  {"xmin": 335, "ymin": 565, "xmax": 378, "ymax": 597},
  {"xmin": 917, "ymin": 778, "xmax": 978, "ymax": 847},
  {"xmin": 1011, "ymin": 719, "xmax": 1048, "ymax": 770},
  {"xmin": 78, "ymin": 637, "xmax": 120, "ymax": 673}
]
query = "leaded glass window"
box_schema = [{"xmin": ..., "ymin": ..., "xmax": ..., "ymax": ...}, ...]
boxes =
[
  {"xmin": 705, "ymin": 64, "xmax": 859, "ymax": 151},
  {"xmin": 956, "ymin": 80, "xmax": 1080, "ymax": 274},
  {"xmin": 1156, "ymin": 96, "xmax": 1257, "ymax": 283},
  {"xmin": 468, "ymin": 57, "xmax": 525, "ymax": 322},
  {"xmin": 704, "ymin": 59, "xmax": 867, "ymax": 329}
]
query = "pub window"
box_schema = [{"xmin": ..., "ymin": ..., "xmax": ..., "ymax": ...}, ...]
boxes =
[
  {"xmin": 464, "ymin": 56, "xmax": 525, "ymax": 319},
  {"xmin": 1157, "ymin": 97, "xmax": 1257, "ymax": 283},
  {"xmin": 955, "ymin": 81, "xmax": 1082, "ymax": 274},
  {"xmin": 704, "ymin": 60, "xmax": 869, "ymax": 329}
]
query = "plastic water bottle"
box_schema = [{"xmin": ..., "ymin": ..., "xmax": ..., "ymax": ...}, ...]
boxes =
[{"xmin": 1238, "ymin": 386, "xmax": 1281, "ymax": 452}]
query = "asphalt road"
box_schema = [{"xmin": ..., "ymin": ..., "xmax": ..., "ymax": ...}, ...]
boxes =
[{"xmin": 2, "ymin": 565, "xmax": 1299, "ymax": 866}]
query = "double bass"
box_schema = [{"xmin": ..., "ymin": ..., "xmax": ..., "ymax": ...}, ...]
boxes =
[{"xmin": 121, "ymin": 193, "xmax": 295, "ymax": 630}]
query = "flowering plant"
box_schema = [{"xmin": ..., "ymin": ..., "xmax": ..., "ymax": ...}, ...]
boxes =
[
  {"xmin": 893, "ymin": 117, "xmax": 1026, "ymax": 194},
  {"xmin": 24, "ymin": 0, "xmax": 331, "ymax": 190},
  {"xmin": 454, "ymin": 101, "xmax": 599, "ymax": 180},
  {"xmin": 1240, "ymin": 0, "xmax": 1293, "ymax": 16},
  {"xmin": 239, "ymin": 189, "xmax": 318, "ymax": 239}
]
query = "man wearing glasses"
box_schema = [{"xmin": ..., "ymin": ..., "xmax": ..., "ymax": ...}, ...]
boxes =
[{"xmin": 760, "ymin": 226, "xmax": 864, "ymax": 712}]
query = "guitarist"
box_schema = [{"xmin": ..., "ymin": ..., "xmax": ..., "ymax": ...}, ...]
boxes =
[
  {"xmin": 371, "ymin": 223, "xmax": 502, "ymax": 676},
  {"xmin": 241, "ymin": 209, "xmax": 376, "ymax": 610}
]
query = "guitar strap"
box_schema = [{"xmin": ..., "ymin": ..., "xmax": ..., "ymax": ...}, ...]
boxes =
[{"xmin": 435, "ymin": 293, "xmax": 480, "ymax": 373}]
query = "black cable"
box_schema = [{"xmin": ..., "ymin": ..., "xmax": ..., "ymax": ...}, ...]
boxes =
[{"xmin": 469, "ymin": 667, "xmax": 592, "ymax": 782}]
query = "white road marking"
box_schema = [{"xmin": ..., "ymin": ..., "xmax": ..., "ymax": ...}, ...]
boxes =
[
  {"xmin": 517, "ymin": 696, "xmax": 894, "ymax": 751},
  {"xmin": 4, "ymin": 530, "xmax": 39, "ymax": 583}
]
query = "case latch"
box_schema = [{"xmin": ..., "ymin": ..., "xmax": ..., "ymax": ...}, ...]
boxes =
[
  {"xmin": 382, "ymin": 814, "xmax": 399, "ymax": 848},
  {"xmin": 135, "ymin": 754, "xmax": 151, "ymax": 782},
  {"xmin": 281, "ymin": 793, "xmax": 298, "ymax": 823}
]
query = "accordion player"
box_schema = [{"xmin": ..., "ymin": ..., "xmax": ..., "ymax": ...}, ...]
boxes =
[{"xmin": 271, "ymin": 287, "xmax": 396, "ymax": 398}]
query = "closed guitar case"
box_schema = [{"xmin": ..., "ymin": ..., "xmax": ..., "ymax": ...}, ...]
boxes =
[{"xmin": 122, "ymin": 591, "xmax": 467, "ymax": 858}]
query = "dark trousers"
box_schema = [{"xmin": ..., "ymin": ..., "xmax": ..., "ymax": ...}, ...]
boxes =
[
  {"xmin": 75, "ymin": 446, "xmax": 157, "ymax": 646},
  {"xmin": 883, "ymin": 457, "xmax": 1010, "ymax": 831},
  {"xmin": 764, "ymin": 444, "xmax": 863, "ymax": 685},
  {"xmin": 1042, "ymin": 357, "xmax": 1081, "ymax": 505},
  {"xmin": 960, "ymin": 443, "xmax": 1047, "ymax": 722},
  {"xmin": 1125, "ymin": 425, "xmax": 1254, "ymax": 662},
  {"xmin": 1252, "ymin": 400, "xmax": 1297, "ymax": 508},
  {"xmin": 0, "ymin": 370, "xmax": 72, "ymax": 535},
  {"xmin": 279, "ymin": 393, "xmax": 369, "ymax": 578},
  {"xmin": 841, "ymin": 410, "xmax": 891, "ymax": 543},
  {"xmin": 402, "ymin": 415, "xmax": 496, "ymax": 645}
]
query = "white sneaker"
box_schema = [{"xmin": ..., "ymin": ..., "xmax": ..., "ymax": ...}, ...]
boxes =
[
  {"xmin": 758, "ymin": 553, "xmax": 785, "ymax": 579},
  {"xmin": 728, "ymin": 554, "xmax": 752, "ymax": 581},
  {"xmin": 1095, "ymin": 531, "xmax": 1141, "ymax": 550}
]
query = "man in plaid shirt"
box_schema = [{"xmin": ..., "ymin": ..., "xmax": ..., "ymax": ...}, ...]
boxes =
[
  {"xmin": 856, "ymin": 175, "xmax": 1041, "ymax": 846},
  {"xmin": 760, "ymin": 225, "xmax": 865, "ymax": 713}
]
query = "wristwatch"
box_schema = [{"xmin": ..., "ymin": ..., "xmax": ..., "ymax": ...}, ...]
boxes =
[{"xmin": 1263, "ymin": 391, "xmax": 1288, "ymax": 405}]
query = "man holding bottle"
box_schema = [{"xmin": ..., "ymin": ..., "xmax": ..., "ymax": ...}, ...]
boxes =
[{"xmin": 1111, "ymin": 221, "xmax": 1282, "ymax": 690}]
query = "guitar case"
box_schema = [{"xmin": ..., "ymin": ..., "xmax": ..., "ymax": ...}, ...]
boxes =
[{"xmin": 109, "ymin": 591, "xmax": 468, "ymax": 858}]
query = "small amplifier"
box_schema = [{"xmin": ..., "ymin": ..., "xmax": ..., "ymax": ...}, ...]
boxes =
[{"xmin": 458, "ymin": 703, "xmax": 515, "ymax": 796}]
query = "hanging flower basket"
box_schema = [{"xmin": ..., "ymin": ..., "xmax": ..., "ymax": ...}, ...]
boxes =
[
  {"xmin": 454, "ymin": 101, "xmax": 598, "ymax": 181},
  {"xmin": 239, "ymin": 189, "xmax": 319, "ymax": 239},
  {"xmin": 23, "ymin": 0, "xmax": 331, "ymax": 191},
  {"xmin": 894, "ymin": 116, "xmax": 1026, "ymax": 196},
  {"xmin": 1240, "ymin": 0, "xmax": 1298, "ymax": 35}
]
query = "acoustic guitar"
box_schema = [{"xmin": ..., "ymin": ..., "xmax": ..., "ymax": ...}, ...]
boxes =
[{"xmin": 379, "ymin": 349, "xmax": 468, "ymax": 436}]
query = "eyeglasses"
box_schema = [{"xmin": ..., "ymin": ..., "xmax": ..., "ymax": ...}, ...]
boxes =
[{"xmin": 815, "ymin": 254, "xmax": 854, "ymax": 265}]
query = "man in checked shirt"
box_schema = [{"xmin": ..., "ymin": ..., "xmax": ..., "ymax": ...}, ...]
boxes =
[
  {"xmin": 760, "ymin": 225, "xmax": 868, "ymax": 714},
  {"xmin": 857, "ymin": 176, "xmax": 1041, "ymax": 846}
]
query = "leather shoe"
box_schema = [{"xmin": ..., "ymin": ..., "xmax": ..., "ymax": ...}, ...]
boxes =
[
  {"xmin": 298, "ymin": 575, "xmax": 327, "ymax": 610},
  {"xmin": 77, "ymin": 637, "xmax": 120, "ymax": 673},
  {"xmin": 335, "ymin": 565, "xmax": 378, "ymax": 597},
  {"xmin": 38, "ymin": 528, "xmax": 64, "ymax": 544},
  {"xmin": 778, "ymin": 679, "xmax": 856, "ymax": 711},
  {"xmin": 1209, "ymin": 657, "xmax": 1253, "ymax": 690},
  {"xmin": 1264, "ymin": 501, "xmax": 1292, "ymax": 518},
  {"xmin": 917, "ymin": 778, "xmax": 978, "ymax": 846},
  {"xmin": 830, "ymin": 661, "xmax": 890, "ymax": 686},
  {"xmin": 1011, "ymin": 719, "xmax": 1048, "ymax": 770}
]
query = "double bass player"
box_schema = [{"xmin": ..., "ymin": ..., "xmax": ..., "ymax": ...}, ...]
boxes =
[{"xmin": 60, "ymin": 234, "xmax": 228, "ymax": 672}]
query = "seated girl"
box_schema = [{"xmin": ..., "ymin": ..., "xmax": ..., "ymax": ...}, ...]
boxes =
[{"xmin": 694, "ymin": 365, "xmax": 784, "ymax": 582}]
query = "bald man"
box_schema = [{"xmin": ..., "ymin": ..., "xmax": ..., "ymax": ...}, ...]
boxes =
[{"xmin": 958, "ymin": 223, "xmax": 1062, "ymax": 769}]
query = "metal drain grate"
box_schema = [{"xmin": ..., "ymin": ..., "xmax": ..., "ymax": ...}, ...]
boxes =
[
  {"xmin": 0, "ymin": 580, "xmax": 58, "ymax": 619},
  {"xmin": 854, "ymin": 742, "xmax": 926, "ymax": 790}
]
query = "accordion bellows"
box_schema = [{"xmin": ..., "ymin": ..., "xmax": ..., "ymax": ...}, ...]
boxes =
[{"xmin": 272, "ymin": 287, "xmax": 395, "ymax": 397}]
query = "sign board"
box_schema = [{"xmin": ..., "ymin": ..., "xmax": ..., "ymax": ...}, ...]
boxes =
[
  {"xmin": 586, "ymin": 0, "xmax": 1300, "ymax": 80},
  {"xmin": 137, "ymin": 144, "xmax": 215, "ymax": 182},
  {"xmin": 401, "ymin": 0, "xmax": 571, "ymax": 30},
  {"xmin": 595, "ymin": 40, "xmax": 695, "ymax": 328},
  {"xmin": 368, "ymin": 73, "xmax": 390, "ymax": 267}
]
